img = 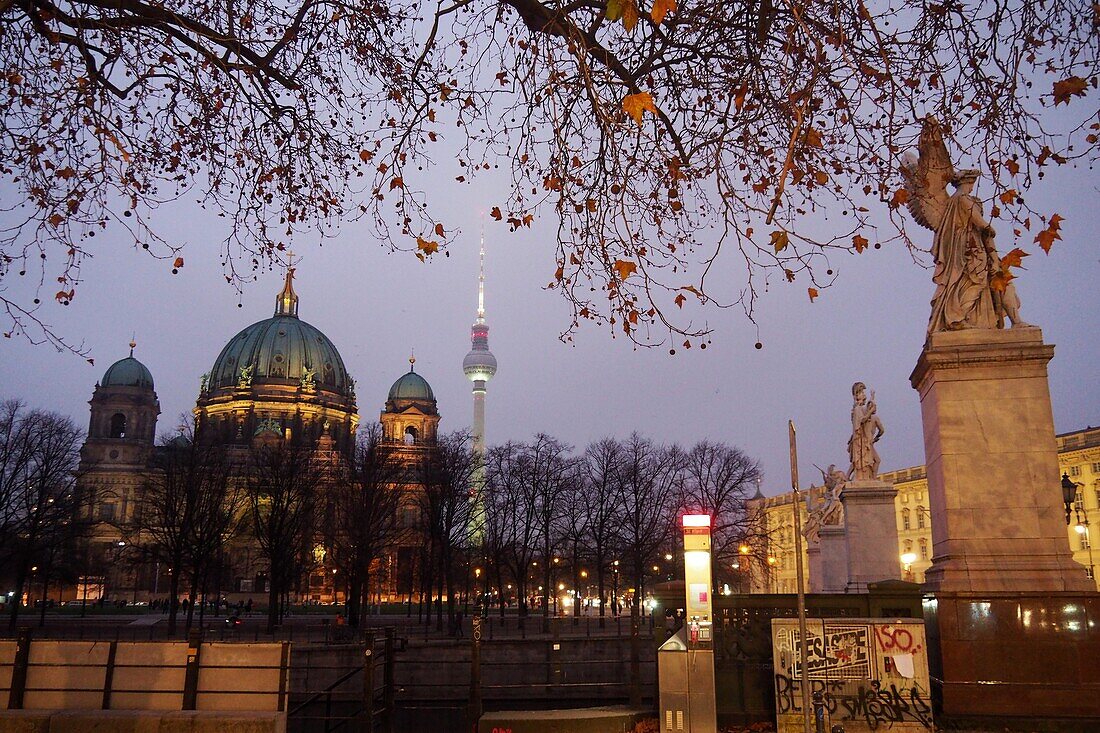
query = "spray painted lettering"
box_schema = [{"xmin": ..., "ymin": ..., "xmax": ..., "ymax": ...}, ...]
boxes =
[{"xmin": 775, "ymin": 674, "xmax": 932, "ymax": 731}]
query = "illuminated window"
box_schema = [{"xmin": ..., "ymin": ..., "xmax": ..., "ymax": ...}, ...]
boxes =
[
  {"xmin": 1069, "ymin": 465, "xmax": 1082, "ymax": 477},
  {"xmin": 1091, "ymin": 463, "xmax": 1100, "ymax": 474},
  {"xmin": 902, "ymin": 508, "xmax": 911, "ymax": 531},
  {"xmin": 917, "ymin": 506, "xmax": 926, "ymax": 529},
  {"xmin": 404, "ymin": 425, "xmax": 418, "ymax": 445},
  {"xmin": 1082, "ymin": 533, "xmax": 1092, "ymax": 551},
  {"xmin": 919, "ymin": 539, "xmax": 928, "ymax": 560}
]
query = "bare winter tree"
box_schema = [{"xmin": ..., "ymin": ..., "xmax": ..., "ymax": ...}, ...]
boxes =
[
  {"xmin": 417, "ymin": 430, "xmax": 480, "ymax": 634},
  {"xmin": 246, "ymin": 441, "xmax": 326, "ymax": 634},
  {"xmin": 615, "ymin": 431, "xmax": 685, "ymax": 705},
  {"xmin": 128, "ymin": 431, "xmax": 240, "ymax": 634},
  {"xmin": 328, "ymin": 423, "xmax": 404, "ymax": 628},
  {"xmin": 681, "ymin": 440, "xmax": 762, "ymax": 584},
  {"xmin": 2, "ymin": 1, "xmax": 1095, "ymax": 350},
  {"xmin": 580, "ymin": 437, "xmax": 626, "ymax": 628},
  {"xmin": 0, "ymin": 400, "xmax": 85, "ymax": 630},
  {"xmin": 484, "ymin": 440, "xmax": 542, "ymax": 628}
]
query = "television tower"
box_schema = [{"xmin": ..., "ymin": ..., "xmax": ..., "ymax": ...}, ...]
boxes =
[{"xmin": 463, "ymin": 230, "xmax": 497, "ymax": 455}]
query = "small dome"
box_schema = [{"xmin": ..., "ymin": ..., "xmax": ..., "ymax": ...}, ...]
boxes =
[
  {"xmin": 102, "ymin": 356, "xmax": 154, "ymax": 389},
  {"xmin": 388, "ymin": 366, "xmax": 435, "ymax": 403}
]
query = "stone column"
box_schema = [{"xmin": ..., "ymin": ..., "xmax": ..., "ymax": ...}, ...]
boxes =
[
  {"xmin": 818, "ymin": 525, "xmax": 849, "ymax": 594},
  {"xmin": 910, "ymin": 327, "xmax": 1092, "ymax": 593},
  {"xmin": 841, "ymin": 480, "xmax": 900, "ymax": 592},
  {"xmin": 806, "ymin": 541, "xmax": 823, "ymax": 593}
]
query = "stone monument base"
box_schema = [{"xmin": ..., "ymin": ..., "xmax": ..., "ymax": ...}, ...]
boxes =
[
  {"xmin": 842, "ymin": 479, "xmax": 900, "ymax": 593},
  {"xmin": 926, "ymin": 591, "xmax": 1100, "ymax": 724},
  {"xmin": 911, "ymin": 327, "xmax": 1093, "ymax": 593},
  {"xmin": 818, "ymin": 525, "xmax": 848, "ymax": 594}
]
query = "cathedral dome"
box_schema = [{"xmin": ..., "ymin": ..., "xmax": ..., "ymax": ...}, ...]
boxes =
[
  {"xmin": 205, "ymin": 269, "xmax": 354, "ymax": 400},
  {"xmin": 102, "ymin": 355, "xmax": 154, "ymax": 389},
  {"xmin": 388, "ymin": 362, "xmax": 435, "ymax": 402}
]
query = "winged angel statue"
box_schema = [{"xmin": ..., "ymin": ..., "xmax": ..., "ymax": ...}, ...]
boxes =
[{"xmin": 901, "ymin": 117, "xmax": 1029, "ymax": 334}]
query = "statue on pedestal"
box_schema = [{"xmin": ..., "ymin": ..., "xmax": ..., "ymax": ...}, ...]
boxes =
[
  {"xmin": 804, "ymin": 464, "xmax": 847, "ymax": 543},
  {"xmin": 901, "ymin": 116, "xmax": 1030, "ymax": 334},
  {"xmin": 848, "ymin": 382, "xmax": 884, "ymax": 480}
]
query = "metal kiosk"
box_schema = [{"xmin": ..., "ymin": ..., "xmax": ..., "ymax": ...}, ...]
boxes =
[{"xmin": 658, "ymin": 513, "xmax": 717, "ymax": 733}]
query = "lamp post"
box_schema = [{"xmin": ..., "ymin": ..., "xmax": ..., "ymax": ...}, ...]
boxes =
[
  {"xmin": 612, "ymin": 560, "xmax": 619, "ymax": 617},
  {"xmin": 1064, "ymin": 473, "xmax": 1095, "ymax": 585}
]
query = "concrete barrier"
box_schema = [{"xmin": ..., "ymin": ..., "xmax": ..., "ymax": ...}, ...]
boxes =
[
  {"xmin": 0, "ymin": 710, "xmax": 286, "ymax": 733},
  {"xmin": 478, "ymin": 706, "xmax": 649, "ymax": 733}
]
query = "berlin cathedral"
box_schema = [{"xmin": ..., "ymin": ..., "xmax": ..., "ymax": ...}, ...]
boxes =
[{"xmin": 77, "ymin": 268, "xmax": 441, "ymax": 604}]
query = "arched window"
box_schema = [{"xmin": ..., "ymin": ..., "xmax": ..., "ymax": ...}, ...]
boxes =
[
  {"xmin": 902, "ymin": 508, "xmax": 911, "ymax": 531},
  {"xmin": 403, "ymin": 425, "xmax": 418, "ymax": 445},
  {"xmin": 109, "ymin": 413, "xmax": 127, "ymax": 439},
  {"xmin": 917, "ymin": 506, "xmax": 926, "ymax": 529},
  {"xmin": 904, "ymin": 539, "xmax": 913, "ymax": 553},
  {"xmin": 919, "ymin": 538, "xmax": 929, "ymax": 560}
]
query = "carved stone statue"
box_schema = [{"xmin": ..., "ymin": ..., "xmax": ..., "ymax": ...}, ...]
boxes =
[
  {"xmin": 901, "ymin": 116, "xmax": 1030, "ymax": 334},
  {"xmin": 238, "ymin": 363, "xmax": 254, "ymax": 388},
  {"xmin": 300, "ymin": 366, "xmax": 317, "ymax": 392},
  {"xmin": 848, "ymin": 382, "xmax": 884, "ymax": 480},
  {"xmin": 803, "ymin": 463, "xmax": 847, "ymax": 542},
  {"xmin": 199, "ymin": 372, "xmax": 209, "ymax": 393}
]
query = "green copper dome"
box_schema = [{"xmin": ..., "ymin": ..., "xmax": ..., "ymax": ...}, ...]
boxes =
[
  {"xmin": 206, "ymin": 270, "xmax": 354, "ymax": 399},
  {"xmin": 102, "ymin": 356, "xmax": 154, "ymax": 389},
  {"xmin": 388, "ymin": 361, "xmax": 435, "ymax": 402}
]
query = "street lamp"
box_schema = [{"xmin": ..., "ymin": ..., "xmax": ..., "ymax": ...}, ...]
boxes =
[
  {"xmin": 612, "ymin": 560, "xmax": 620, "ymax": 616},
  {"xmin": 1061, "ymin": 473, "xmax": 1078, "ymax": 525},
  {"xmin": 900, "ymin": 552, "xmax": 918, "ymax": 581}
]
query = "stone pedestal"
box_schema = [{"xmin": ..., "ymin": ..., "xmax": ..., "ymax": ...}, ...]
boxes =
[
  {"xmin": 841, "ymin": 480, "xmax": 900, "ymax": 593},
  {"xmin": 910, "ymin": 327, "xmax": 1093, "ymax": 593},
  {"xmin": 818, "ymin": 525, "xmax": 849, "ymax": 594},
  {"xmin": 806, "ymin": 542, "xmax": 823, "ymax": 593}
]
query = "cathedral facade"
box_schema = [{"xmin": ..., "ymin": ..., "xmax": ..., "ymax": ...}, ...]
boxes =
[{"xmin": 78, "ymin": 270, "xmax": 438, "ymax": 605}]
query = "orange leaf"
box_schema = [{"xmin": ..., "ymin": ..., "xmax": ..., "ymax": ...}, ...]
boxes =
[
  {"xmin": 48, "ymin": 213, "xmax": 63, "ymax": 227},
  {"xmin": 889, "ymin": 188, "xmax": 909, "ymax": 208},
  {"xmin": 769, "ymin": 230, "xmax": 789, "ymax": 253},
  {"xmin": 389, "ymin": 177, "xmax": 404, "ymax": 191},
  {"xmin": 674, "ymin": 293, "xmax": 686, "ymax": 308},
  {"xmin": 808, "ymin": 287, "xmax": 819, "ymax": 302},
  {"xmin": 1034, "ymin": 214, "xmax": 1063, "ymax": 254},
  {"xmin": 621, "ymin": 0, "xmax": 639, "ymax": 30},
  {"xmin": 1000, "ymin": 247, "xmax": 1028, "ymax": 270},
  {"xmin": 434, "ymin": 223, "xmax": 445, "ymax": 238},
  {"xmin": 359, "ymin": 150, "xmax": 373, "ymax": 162},
  {"xmin": 1004, "ymin": 159, "xmax": 1020, "ymax": 176},
  {"xmin": 613, "ymin": 259, "xmax": 637, "ymax": 280},
  {"xmin": 622, "ymin": 92, "xmax": 657, "ymax": 125},
  {"xmin": 490, "ymin": 206, "xmax": 502, "ymax": 221},
  {"xmin": 852, "ymin": 235, "xmax": 868, "ymax": 253},
  {"xmin": 416, "ymin": 237, "xmax": 438, "ymax": 256},
  {"xmin": 989, "ymin": 270, "xmax": 1014, "ymax": 293},
  {"xmin": 998, "ymin": 189, "xmax": 1017, "ymax": 205},
  {"xmin": 173, "ymin": 257, "xmax": 185, "ymax": 268},
  {"xmin": 804, "ymin": 128, "xmax": 823, "ymax": 148},
  {"xmin": 1052, "ymin": 76, "xmax": 1088, "ymax": 106},
  {"xmin": 650, "ymin": 0, "xmax": 676, "ymax": 24}
]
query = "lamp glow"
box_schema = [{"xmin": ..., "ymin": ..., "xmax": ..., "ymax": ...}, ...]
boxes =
[{"xmin": 682, "ymin": 514, "xmax": 712, "ymax": 528}]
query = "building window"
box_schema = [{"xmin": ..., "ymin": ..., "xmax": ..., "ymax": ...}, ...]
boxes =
[
  {"xmin": 1081, "ymin": 533, "xmax": 1092, "ymax": 551},
  {"xmin": 917, "ymin": 506, "xmax": 926, "ymax": 529},
  {"xmin": 1087, "ymin": 567, "xmax": 1095, "ymax": 580},
  {"xmin": 1069, "ymin": 465, "xmax": 1082, "ymax": 477},
  {"xmin": 98, "ymin": 503, "xmax": 117, "ymax": 522},
  {"xmin": 1091, "ymin": 463, "xmax": 1100, "ymax": 474},
  {"xmin": 904, "ymin": 539, "xmax": 913, "ymax": 553},
  {"xmin": 403, "ymin": 425, "xmax": 418, "ymax": 445},
  {"xmin": 919, "ymin": 539, "xmax": 929, "ymax": 560},
  {"xmin": 902, "ymin": 508, "xmax": 911, "ymax": 531},
  {"xmin": 109, "ymin": 413, "xmax": 127, "ymax": 439}
]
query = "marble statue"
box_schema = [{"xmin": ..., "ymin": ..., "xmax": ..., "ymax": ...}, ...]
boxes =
[
  {"xmin": 803, "ymin": 463, "xmax": 847, "ymax": 542},
  {"xmin": 848, "ymin": 382, "xmax": 884, "ymax": 480},
  {"xmin": 901, "ymin": 116, "xmax": 1029, "ymax": 334}
]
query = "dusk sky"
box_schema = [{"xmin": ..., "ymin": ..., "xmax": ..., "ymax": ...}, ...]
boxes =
[{"xmin": 2, "ymin": 144, "xmax": 1097, "ymax": 496}]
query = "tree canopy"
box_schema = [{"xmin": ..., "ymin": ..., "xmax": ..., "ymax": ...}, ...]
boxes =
[{"xmin": 1, "ymin": 0, "xmax": 1095, "ymax": 351}]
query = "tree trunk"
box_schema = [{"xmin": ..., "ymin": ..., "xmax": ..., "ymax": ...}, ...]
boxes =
[
  {"xmin": 7, "ymin": 565, "xmax": 28, "ymax": 631},
  {"xmin": 167, "ymin": 572, "xmax": 181, "ymax": 635},
  {"xmin": 37, "ymin": 570, "xmax": 50, "ymax": 628},
  {"xmin": 597, "ymin": 567, "xmax": 606, "ymax": 628},
  {"xmin": 348, "ymin": 571, "xmax": 362, "ymax": 629},
  {"xmin": 266, "ymin": 576, "xmax": 280, "ymax": 635}
]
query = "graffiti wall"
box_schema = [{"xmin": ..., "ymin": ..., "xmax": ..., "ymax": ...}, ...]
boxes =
[{"xmin": 771, "ymin": 618, "xmax": 931, "ymax": 732}]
